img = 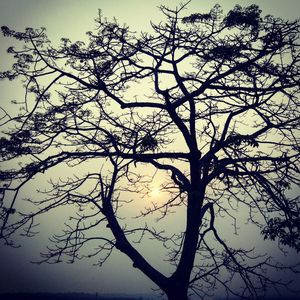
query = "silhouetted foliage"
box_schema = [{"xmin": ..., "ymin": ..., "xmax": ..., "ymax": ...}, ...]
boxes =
[{"xmin": 1, "ymin": 2, "xmax": 300, "ymax": 300}]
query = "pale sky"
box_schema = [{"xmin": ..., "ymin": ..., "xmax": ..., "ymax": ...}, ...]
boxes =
[{"xmin": 0, "ymin": 0, "xmax": 299, "ymax": 298}]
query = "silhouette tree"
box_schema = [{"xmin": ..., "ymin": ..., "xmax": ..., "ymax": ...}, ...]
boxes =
[{"xmin": 1, "ymin": 2, "xmax": 300, "ymax": 300}]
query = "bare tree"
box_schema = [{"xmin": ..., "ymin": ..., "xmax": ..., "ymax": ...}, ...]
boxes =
[{"xmin": 1, "ymin": 2, "xmax": 300, "ymax": 299}]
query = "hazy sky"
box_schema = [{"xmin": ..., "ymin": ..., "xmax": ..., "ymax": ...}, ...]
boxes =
[{"xmin": 0, "ymin": 0, "xmax": 300, "ymax": 298}]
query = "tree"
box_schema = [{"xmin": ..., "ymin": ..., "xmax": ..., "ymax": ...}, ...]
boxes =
[{"xmin": 0, "ymin": 2, "xmax": 300, "ymax": 299}]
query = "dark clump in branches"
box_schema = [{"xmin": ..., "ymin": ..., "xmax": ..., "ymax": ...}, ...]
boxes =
[
  {"xmin": 0, "ymin": 1, "xmax": 300, "ymax": 300},
  {"xmin": 262, "ymin": 215, "xmax": 300, "ymax": 251},
  {"xmin": 224, "ymin": 4, "xmax": 261, "ymax": 32}
]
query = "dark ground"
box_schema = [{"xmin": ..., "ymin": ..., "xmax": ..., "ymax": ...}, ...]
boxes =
[
  {"xmin": 1, "ymin": 293, "xmax": 299, "ymax": 300},
  {"xmin": 0, "ymin": 293, "xmax": 145, "ymax": 300}
]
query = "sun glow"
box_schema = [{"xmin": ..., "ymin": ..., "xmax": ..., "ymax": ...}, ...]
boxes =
[{"xmin": 150, "ymin": 187, "xmax": 160, "ymax": 198}]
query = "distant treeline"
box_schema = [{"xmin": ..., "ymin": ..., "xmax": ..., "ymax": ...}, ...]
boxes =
[
  {"xmin": 3, "ymin": 293, "xmax": 298, "ymax": 300},
  {"xmin": 0, "ymin": 293, "xmax": 143, "ymax": 300},
  {"xmin": 216, "ymin": 298, "xmax": 299, "ymax": 300}
]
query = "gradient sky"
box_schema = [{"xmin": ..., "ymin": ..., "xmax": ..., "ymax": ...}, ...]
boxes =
[{"xmin": 0, "ymin": 0, "xmax": 300, "ymax": 298}]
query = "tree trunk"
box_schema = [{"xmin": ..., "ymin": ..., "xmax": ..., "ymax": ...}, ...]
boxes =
[
  {"xmin": 167, "ymin": 294, "xmax": 188, "ymax": 300},
  {"xmin": 166, "ymin": 288, "xmax": 189, "ymax": 300}
]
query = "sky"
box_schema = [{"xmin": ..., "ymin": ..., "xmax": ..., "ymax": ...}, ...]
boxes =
[{"xmin": 0, "ymin": 0, "xmax": 300, "ymax": 298}]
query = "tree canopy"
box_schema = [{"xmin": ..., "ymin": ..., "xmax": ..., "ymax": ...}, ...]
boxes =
[{"xmin": 1, "ymin": 2, "xmax": 300, "ymax": 300}]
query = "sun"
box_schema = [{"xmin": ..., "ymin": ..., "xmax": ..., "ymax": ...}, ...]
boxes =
[{"xmin": 150, "ymin": 187, "xmax": 160, "ymax": 198}]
